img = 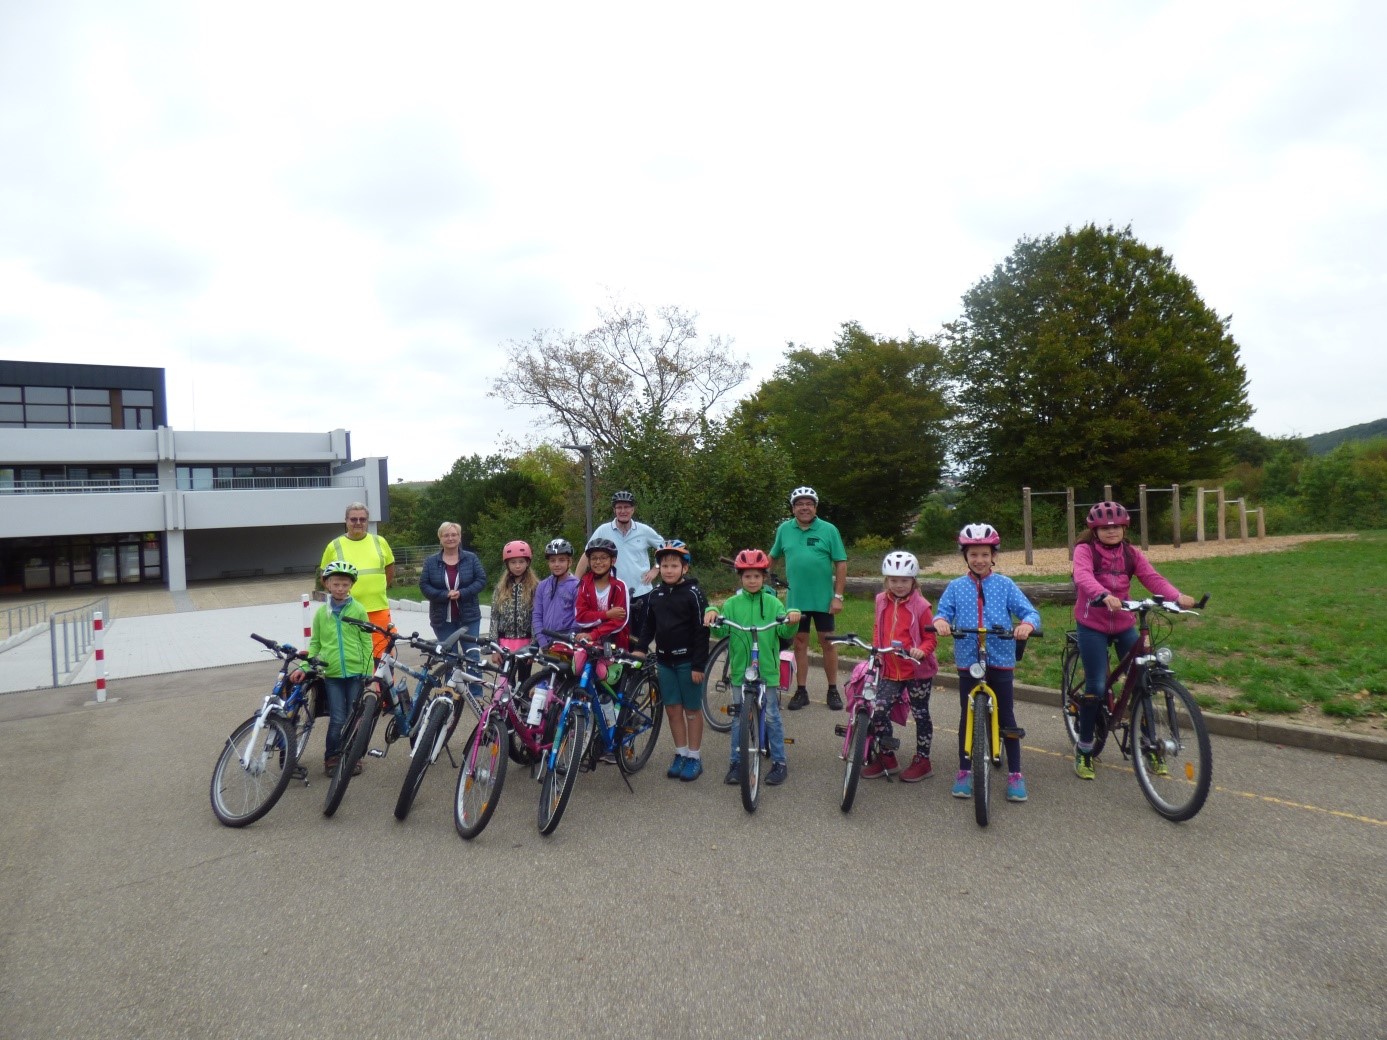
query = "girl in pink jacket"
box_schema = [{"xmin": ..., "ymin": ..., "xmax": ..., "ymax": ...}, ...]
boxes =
[
  {"xmin": 1072, "ymin": 501, "xmax": 1195, "ymax": 779},
  {"xmin": 863, "ymin": 551, "xmax": 940, "ymax": 783}
]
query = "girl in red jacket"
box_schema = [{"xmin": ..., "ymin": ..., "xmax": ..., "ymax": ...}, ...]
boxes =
[
  {"xmin": 864, "ymin": 551, "xmax": 939, "ymax": 782},
  {"xmin": 1072, "ymin": 502, "xmax": 1194, "ymax": 780},
  {"xmin": 574, "ymin": 537, "xmax": 630, "ymax": 650}
]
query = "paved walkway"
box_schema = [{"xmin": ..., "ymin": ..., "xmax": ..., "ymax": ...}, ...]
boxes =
[{"xmin": 0, "ymin": 576, "xmax": 449, "ymax": 695}]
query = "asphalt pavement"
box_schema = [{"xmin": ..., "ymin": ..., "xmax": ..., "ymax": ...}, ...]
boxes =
[{"xmin": 0, "ymin": 638, "xmax": 1383, "ymax": 1039}]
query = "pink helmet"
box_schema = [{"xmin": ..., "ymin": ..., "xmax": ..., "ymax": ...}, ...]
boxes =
[
  {"xmin": 502, "ymin": 540, "xmax": 532, "ymax": 561},
  {"xmin": 1086, "ymin": 501, "xmax": 1131, "ymax": 529},
  {"xmin": 734, "ymin": 548, "xmax": 771, "ymax": 572},
  {"xmin": 957, "ymin": 523, "xmax": 1001, "ymax": 551}
]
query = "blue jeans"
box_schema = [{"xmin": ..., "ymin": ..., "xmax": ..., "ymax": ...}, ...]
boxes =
[
  {"xmin": 434, "ymin": 618, "xmax": 483, "ymax": 699},
  {"xmin": 730, "ymin": 685, "xmax": 786, "ymax": 766},
  {"xmin": 1075, "ymin": 623, "xmax": 1139, "ymax": 748},
  {"xmin": 322, "ymin": 676, "xmax": 362, "ymax": 760}
]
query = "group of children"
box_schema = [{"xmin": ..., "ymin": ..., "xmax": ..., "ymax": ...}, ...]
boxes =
[{"xmin": 300, "ymin": 499, "xmax": 1189, "ymax": 801}]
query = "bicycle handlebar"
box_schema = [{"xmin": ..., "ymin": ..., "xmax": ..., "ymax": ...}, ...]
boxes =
[
  {"xmin": 250, "ymin": 633, "xmax": 325, "ymax": 671},
  {"xmin": 341, "ymin": 615, "xmax": 414, "ymax": 643},
  {"xmin": 706, "ymin": 614, "xmax": 790, "ymax": 633},
  {"xmin": 1087, "ymin": 594, "xmax": 1209, "ymax": 615},
  {"xmin": 827, "ymin": 633, "xmax": 913, "ymax": 657}
]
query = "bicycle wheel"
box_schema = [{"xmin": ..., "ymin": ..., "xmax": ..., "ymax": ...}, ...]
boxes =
[
  {"xmin": 455, "ymin": 715, "xmax": 509, "ymax": 839},
  {"xmin": 701, "ymin": 637, "xmax": 734, "ymax": 733},
  {"xmin": 323, "ymin": 687, "xmax": 379, "ymax": 818},
  {"xmin": 739, "ymin": 693, "xmax": 762, "ymax": 814},
  {"xmin": 1060, "ymin": 636, "xmax": 1083, "ymax": 747},
  {"xmin": 395, "ymin": 698, "xmax": 449, "ymax": 821},
  {"xmin": 840, "ymin": 709, "xmax": 870, "ymax": 813},
  {"xmin": 538, "ymin": 707, "xmax": 588, "ymax": 835},
  {"xmin": 1131, "ymin": 677, "xmax": 1213, "ymax": 822},
  {"xmin": 210, "ymin": 714, "xmax": 296, "ymax": 827},
  {"xmin": 615, "ymin": 670, "xmax": 663, "ymax": 774},
  {"xmin": 971, "ymin": 692, "xmax": 990, "ymax": 827}
]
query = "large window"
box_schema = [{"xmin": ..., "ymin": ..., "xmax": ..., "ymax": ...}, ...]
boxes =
[
  {"xmin": 176, "ymin": 463, "xmax": 333, "ymax": 490},
  {"xmin": 0, "ymin": 383, "xmax": 154, "ymax": 429}
]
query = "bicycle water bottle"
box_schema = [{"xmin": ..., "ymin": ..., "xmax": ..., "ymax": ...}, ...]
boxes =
[
  {"xmin": 601, "ymin": 696, "xmax": 617, "ymax": 729},
  {"xmin": 393, "ymin": 675, "xmax": 410, "ymax": 708},
  {"xmin": 527, "ymin": 682, "xmax": 549, "ymax": 726}
]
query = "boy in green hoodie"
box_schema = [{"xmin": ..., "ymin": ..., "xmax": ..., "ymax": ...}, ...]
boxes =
[{"xmin": 292, "ymin": 560, "xmax": 374, "ymax": 775}]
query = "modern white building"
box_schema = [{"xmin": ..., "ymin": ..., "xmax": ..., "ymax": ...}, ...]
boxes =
[{"xmin": 1, "ymin": 361, "xmax": 389, "ymax": 594}]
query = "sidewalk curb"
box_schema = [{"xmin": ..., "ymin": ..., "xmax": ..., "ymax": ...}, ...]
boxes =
[{"xmin": 806, "ymin": 655, "xmax": 1387, "ymax": 763}]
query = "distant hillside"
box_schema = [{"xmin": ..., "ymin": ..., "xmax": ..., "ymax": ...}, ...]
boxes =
[{"xmin": 1305, "ymin": 419, "xmax": 1387, "ymax": 455}]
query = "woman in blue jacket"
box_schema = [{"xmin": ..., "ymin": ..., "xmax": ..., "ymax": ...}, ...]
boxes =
[{"xmin": 419, "ymin": 521, "xmax": 487, "ymax": 644}]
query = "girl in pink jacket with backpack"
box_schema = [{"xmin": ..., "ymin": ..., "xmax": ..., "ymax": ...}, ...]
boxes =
[
  {"xmin": 860, "ymin": 551, "xmax": 939, "ymax": 782},
  {"xmin": 1072, "ymin": 501, "xmax": 1195, "ymax": 780}
]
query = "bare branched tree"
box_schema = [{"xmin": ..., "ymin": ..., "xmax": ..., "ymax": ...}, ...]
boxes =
[{"xmin": 491, "ymin": 300, "xmax": 749, "ymax": 451}]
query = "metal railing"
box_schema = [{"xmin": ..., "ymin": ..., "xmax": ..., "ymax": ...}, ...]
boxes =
[
  {"xmin": 49, "ymin": 598, "xmax": 109, "ymax": 687},
  {"xmin": 2, "ymin": 602, "xmax": 46, "ymax": 641},
  {"xmin": 177, "ymin": 475, "xmax": 364, "ymax": 492},
  {"xmin": 0, "ymin": 479, "xmax": 158, "ymax": 494}
]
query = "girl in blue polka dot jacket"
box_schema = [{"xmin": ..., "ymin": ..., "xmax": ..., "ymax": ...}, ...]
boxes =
[{"xmin": 933, "ymin": 523, "xmax": 1041, "ymax": 804}]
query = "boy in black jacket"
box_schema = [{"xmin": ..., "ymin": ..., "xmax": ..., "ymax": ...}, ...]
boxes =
[{"xmin": 636, "ymin": 540, "xmax": 711, "ymax": 781}]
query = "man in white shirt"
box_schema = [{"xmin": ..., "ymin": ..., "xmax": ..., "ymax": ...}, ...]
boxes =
[{"xmin": 576, "ymin": 490, "xmax": 665, "ymax": 648}]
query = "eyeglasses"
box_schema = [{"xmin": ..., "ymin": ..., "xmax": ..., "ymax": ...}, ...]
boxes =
[{"xmin": 347, "ymin": 517, "xmax": 369, "ymax": 524}]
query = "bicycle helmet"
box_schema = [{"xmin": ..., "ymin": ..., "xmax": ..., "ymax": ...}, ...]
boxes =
[
  {"xmin": 789, "ymin": 486, "xmax": 818, "ymax": 507},
  {"xmin": 957, "ymin": 523, "xmax": 1001, "ymax": 552},
  {"xmin": 544, "ymin": 538, "xmax": 574, "ymax": 557},
  {"xmin": 734, "ymin": 548, "xmax": 771, "ymax": 572},
  {"xmin": 584, "ymin": 537, "xmax": 618, "ymax": 558},
  {"xmin": 654, "ymin": 539, "xmax": 691, "ymax": 564},
  {"xmin": 1086, "ymin": 501, "xmax": 1131, "ymax": 528},
  {"xmin": 321, "ymin": 560, "xmax": 359, "ymax": 582},
  {"xmin": 502, "ymin": 540, "xmax": 532, "ymax": 561},
  {"xmin": 881, "ymin": 550, "xmax": 919, "ymax": 577},
  {"xmin": 611, "ymin": 490, "xmax": 635, "ymax": 505}
]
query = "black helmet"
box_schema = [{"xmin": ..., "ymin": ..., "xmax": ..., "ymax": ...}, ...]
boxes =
[
  {"xmin": 584, "ymin": 537, "xmax": 618, "ymax": 558},
  {"xmin": 544, "ymin": 538, "xmax": 574, "ymax": 557},
  {"xmin": 611, "ymin": 490, "xmax": 635, "ymax": 505}
]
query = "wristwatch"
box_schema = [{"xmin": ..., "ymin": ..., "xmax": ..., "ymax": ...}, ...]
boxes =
[{"xmin": 832, "ymin": 593, "xmax": 844, "ymax": 600}]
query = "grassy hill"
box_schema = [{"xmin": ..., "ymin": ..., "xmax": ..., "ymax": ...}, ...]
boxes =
[{"xmin": 1305, "ymin": 418, "xmax": 1387, "ymax": 455}]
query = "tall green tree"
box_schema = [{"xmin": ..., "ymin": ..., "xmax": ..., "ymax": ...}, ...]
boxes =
[
  {"xmin": 941, "ymin": 223, "xmax": 1252, "ymax": 497},
  {"xmin": 733, "ymin": 322, "xmax": 950, "ymax": 542}
]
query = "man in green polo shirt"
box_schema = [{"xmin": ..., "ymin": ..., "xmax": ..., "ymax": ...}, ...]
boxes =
[
  {"xmin": 318, "ymin": 501, "xmax": 395, "ymax": 657},
  {"xmin": 770, "ymin": 485, "xmax": 847, "ymax": 711}
]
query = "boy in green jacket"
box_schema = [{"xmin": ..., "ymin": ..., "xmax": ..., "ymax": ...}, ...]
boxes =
[
  {"xmin": 292, "ymin": 560, "xmax": 374, "ymax": 776},
  {"xmin": 703, "ymin": 549, "xmax": 801, "ymax": 786}
]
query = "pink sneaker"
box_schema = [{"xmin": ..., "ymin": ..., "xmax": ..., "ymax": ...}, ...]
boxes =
[{"xmin": 900, "ymin": 755, "xmax": 933, "ymax": 782}]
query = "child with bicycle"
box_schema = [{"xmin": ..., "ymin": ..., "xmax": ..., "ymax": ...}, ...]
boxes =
[
  {"xmin": 634, "ymin": 540, "xmax": 711, "ymax": 782},
  {"xmin": 533, "ymin": 538, "xmax": 580, "ymax": 648},
  {"xmin": 489, "ymin": 540, "xmax": 538, "ymax": 681},
  {"xmin": 703, "ymin": 549, "xmax": 801, "ymax": 787},
  {"xmin": 574, "ymin": 537, "xmax": 630, "ymax": 650},
  {"xmin": 863, "ymin": 551, "xmax": 939, "ymax": 782},
  {"xmin": 1071, "ymin": 501, "xmax": 1195, "ymax": 780},
  {"xmin": 933, "ymin": 524, "xmax": 1040, "ymax": 803},
  {"xmin": 291, "ymin": 560, "xmax": 374, "ymax": 777}
]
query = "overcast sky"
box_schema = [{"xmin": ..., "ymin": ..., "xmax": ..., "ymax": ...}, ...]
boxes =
[{"xmin": 2, "ymin": 0, "xmax": 1383, "ymax": 481}]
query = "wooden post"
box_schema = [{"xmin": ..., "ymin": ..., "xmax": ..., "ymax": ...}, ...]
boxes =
[
  {"xmin": 1256, "ymin": 507, "xmax": 1266, "ymax": 539},
  {"xmin": 1196, "ymin": 486, "xmax": 1206, "ymax": 543},
  {"xmin": 1216, "ymin": 487, "xmax": 1227, "ymax": 541},
  {"xmin": 1238, "ymin": 498, "xmax": 1249, "ymax": 540},
  {"xmin": 1172, "ymin": 484, "xmax": 1181, "ymax": 548},
  {"xmin": 1066, "ymin": 487, "xmax": 1076, "ymax": 560},
  {"xmin": 1138, "ymin": 484, "xmax": 1149, "ymax": 551},
  {"xmin": 1022, "ymin": 486, "xmax": 1034, "ymax": 565}
]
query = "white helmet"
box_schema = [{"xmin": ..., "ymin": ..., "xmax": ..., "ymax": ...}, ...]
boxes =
[
  {"xmin": 789, "ymin": 486, "xmax": 818, "ymax": 507},
  {"xmin": 881, "ymin": 551, "xmax": 919, "ymax": 577}
]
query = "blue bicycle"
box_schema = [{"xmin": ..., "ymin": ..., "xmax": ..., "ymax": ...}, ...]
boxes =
[{"xmin": 210, "ymin": 634, "xmax": 326, "ymax": 827}]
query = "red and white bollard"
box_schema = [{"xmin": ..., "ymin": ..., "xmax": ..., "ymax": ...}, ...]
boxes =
[
  {"xmin": 302, "ymin": 593, "xmax": 312, "ymax": 643},
  {"xmin": 93, "ymin": 611, "xmax": 108, "ymax": 703}
]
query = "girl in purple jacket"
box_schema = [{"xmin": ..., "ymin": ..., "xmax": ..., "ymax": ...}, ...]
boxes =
[
  {"xmin": 1072, "ymin": 501, "xmax": 1195, "ymax": 780},
  {"xmin": 532, "ymin": 538, "xmax": 580, "ymax": 648}
]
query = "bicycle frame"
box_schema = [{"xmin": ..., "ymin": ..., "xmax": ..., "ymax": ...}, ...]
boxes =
[{"xmin": 240, "ymin": 634, "xmax": 323, "ymax": 776}]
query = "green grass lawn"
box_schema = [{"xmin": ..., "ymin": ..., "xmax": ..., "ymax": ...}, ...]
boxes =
[{"xmin": 824, "ymin": 533, "xmax": 1387, "ymax": 723}]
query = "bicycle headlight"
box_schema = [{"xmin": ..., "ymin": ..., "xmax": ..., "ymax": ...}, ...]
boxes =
[
  {"xmin": 969, "ymin": 661, "xmax": 986, "ymax": 679},
  {"xmin": 863, "ymin": 685, "xmax": 876, "ymax": 701},
  {"xmin": 744, "ymin": 664, "xmax": 760, "ymax": 683},
  {"xmin": 1156, "ymin": 647, "xmax": 1174, "ymax": 666}
]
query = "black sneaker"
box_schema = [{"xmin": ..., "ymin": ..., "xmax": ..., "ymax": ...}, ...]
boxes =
[
  {"xmin": 724, "ymin": 765, "xmax": 739, "ymax": 785},
  {"xmin": 766, "ymin": 762, "xmax": 788, "ymax": 785},
  {"xmin": 787, "ymin": 687, "xmax": 809, "ymax": 711},
  {"xmin": 826, "ymin": 686, "xmax": 843, "ymax": 711}
]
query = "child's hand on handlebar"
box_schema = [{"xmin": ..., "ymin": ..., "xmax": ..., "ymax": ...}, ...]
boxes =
[
  {"xmin": 787, "ymin": 609, "xmax": 801, "ymax": 624},
  {"xmin": 703, "ymin": 609, "xmax": 719, "ymax": 626},
  {"xmin": 934, "ymin": 619, "xmax": 952, "ymax": 637},
  {"xmin": 1013, "ymin": 623, "xmax": 1034, "ymax": 640},
  {"xmin": 1176, "ymin": 593, "xmax": 1196, "ymax": 609},
  {"xmin": 289, "ymin": 668, "xmax": 305, "ymax": 683}
]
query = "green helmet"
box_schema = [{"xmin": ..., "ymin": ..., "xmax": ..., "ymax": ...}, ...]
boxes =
[{"xmin": 321, "ymin": 560, "xmax": 359, "ymax": 582}]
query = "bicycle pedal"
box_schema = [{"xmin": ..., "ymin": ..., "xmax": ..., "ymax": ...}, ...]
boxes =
[
  {"xmin": 783, "ymin": 738, "xmax": 795, "ymax": 745},
  {"xmin": 1002, "ymin": 727, "xmax": 1026, "ymax": 740},
  {"xmin": 292, "ymin": 766, "xmax": 309, "ymax": 783},
  {"xmin": 880, "ymin": 738, "xmax": 900, "ymax": 751},
  {"xmin": 367, "ymin": 748, "xmax": 386, "ymax": 758},
  {"xmin": 833, "ymin": 725, "xmax": 848, "ymax": 737}
]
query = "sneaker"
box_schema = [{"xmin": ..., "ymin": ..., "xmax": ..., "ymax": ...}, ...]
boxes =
[
  {"xmin": 951, "ymin": 769, "xmax": 972, "ymax": 798},
  {"xmin": 324, "ymin": 756, "xmax": 340, "ymax": 777},
  {"xmin": 351, "ymin": 759, "xmax": 364, "ymax": 777},
  {"xmin": 667, "ymin": 754, "xmax": 686, "ymax": 779},
  {"xmin": 861, "ymin": 756, "xmax": 888, "ymax": 780},
  {"xmin": 1145, "ymin": 752, "xmax": 1170, "ymax": 777},
  {"xmin": 826, "ymin": 686, "xmax": 844, "ymax": 711},
  {"xmin": 787, "ymin": 687, "xmax": 809, "ymax": 711},
  {"xmin": 679, "ymin": 757, "xmax": 703, "ymax": 782},
  {"xmin": 1074, "ymin": 751, "xmax": 1095, "ymax": 780},
  {"xmin": 724, "ymin": 765, "xmax": 739, "ymax": 785},
  {"xmin": 1006, "ymin": 772, "xmax": 1028, "ymax": 802},
  {"xmin": 900, "ymin": 755, "xmax": 933, "ymax": 782},
  {"xmin": 766, "ymin": 762, "xmax": 788, "ymax": 785}
]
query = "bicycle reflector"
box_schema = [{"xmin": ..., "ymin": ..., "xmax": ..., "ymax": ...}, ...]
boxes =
[
  {"xmin": 745, "ymin": 664, "xmax": 759, "ymax": 682},
  {"xmin": 969, "ymin": 662, "xmax": 987, "ymax": 679}
]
